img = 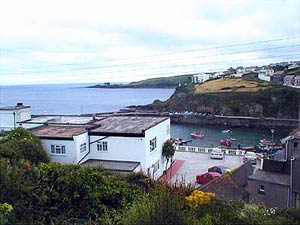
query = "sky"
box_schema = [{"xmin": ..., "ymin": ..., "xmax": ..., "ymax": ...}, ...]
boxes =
[{"xmin": 0, "ymin": 0, "xmax": 300, "ymax": 85}]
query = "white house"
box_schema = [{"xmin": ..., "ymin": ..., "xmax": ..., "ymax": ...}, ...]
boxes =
[
  {"xmin": 30, "ymin": 115, "xmax": 171, "ymax": 179},
  {"xmin": 192, "ymin": 73, "xmax": 212, "ymax": 83},
  {"xmin": 0, "ymin": 103, "xmax": 32, "ymax": 132}
]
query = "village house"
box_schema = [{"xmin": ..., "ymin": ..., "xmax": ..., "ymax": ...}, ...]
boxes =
[
  {"xmin": 0, "ymin": 103, "xmax": 32, "ymax": 132},
  {"xmin": 283, "ymin": 75, "xmax": 295, "ymax": 86},
  {"xmin": 270, "ymin": 71, "xmax": 286, "ymax": 85},
  {"xmin": 0, "ymin": 104, "xmax": 172, "ymax": 179},
  {"xmin": 247, "ymin": 128, "xmax": 300, "ymax": 208},
  {"xmin": 192, "ymin": 72, "xmax": 214, "ymax": 83}
]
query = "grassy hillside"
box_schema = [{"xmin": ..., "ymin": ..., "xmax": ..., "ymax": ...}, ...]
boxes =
[
  {"xmin": 126, "ymin": 74, "xmax": 193, "ymax": 88},
  {"xmin": 148, "ymin": 78, "xmax": 300, "ymax": 119}
]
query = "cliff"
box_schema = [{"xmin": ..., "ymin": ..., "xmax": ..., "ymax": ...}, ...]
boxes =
[{"xmin": 143, "ymin": 78, "xmax": 300, "ymax": 119}]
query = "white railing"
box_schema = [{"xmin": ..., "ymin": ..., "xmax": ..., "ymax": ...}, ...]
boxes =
[{"xmin": 175, "ymin": 145, "xmax": 245, "ymax": 156}]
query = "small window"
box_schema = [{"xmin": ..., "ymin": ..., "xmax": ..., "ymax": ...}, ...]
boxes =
[
  {"xmin": 259, "ymin": 185, "xmax": 265, "ymax": 194},
  {"xmin": 153, "ymin": 160, "xmax": 160, "ymax": 173},
  {"xmin": 50, "ymin": 145, "xmax": 66, "ymax": 155},
  {"xmin": 150, "ymin": 137, "xmax": 157, "ymax": 152},
  {"xmin": 80, "ymin": 143, "xmax": 87, "ymax": 154},
  {"xmin": 97, "ymin": 141, "xmax": 108, "ymax": 151}
]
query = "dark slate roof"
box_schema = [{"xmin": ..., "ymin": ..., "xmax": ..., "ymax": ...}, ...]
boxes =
[
  {"xmin": 248, "ymin": 170, "xmax": 289, "ymax": 186},
  {"xmin": 81, "ymin": 159, "xmax": 140, "ymax": 172},
  {"xmin": 199, "ymin": 162, "xmax": 254, "ymax": 201},
  {"xmin": 30, "ymin": 125, "xmax": 87, "ymax": 139},
  {"xmin": 88, "ymin": 116, "xmax": 169, "ymax": 137}
]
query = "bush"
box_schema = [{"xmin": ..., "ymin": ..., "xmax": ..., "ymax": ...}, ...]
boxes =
[
  {"xmin": 0, "ymin": 162, "xmax": 143, "ymax": 224},
  {"xmin": 0, "ymin": 127, "xmax": 49, "ymax": 165}
]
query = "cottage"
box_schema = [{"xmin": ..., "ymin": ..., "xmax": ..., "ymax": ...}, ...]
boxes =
[
  {"xmin": 270, "ymin": 71, "xmax": 286, "ymax": 85},
  {"xmin": 0, "ymin": 103, "xmax": 31, "ymax": 132},
  {"xmin": 192, "ymin": 73, "xmax": 213, "ymax": 83},
  {"xmin": 248, "ymin": 170, "xmax": 290, "ymax": 208},
  {"xmin": 283, "ymin": 75, "xmax": 294, "ymax": 86},
  {"xmin": 30, "ymin": 115, "xmax": 171, "ymax": 179}
]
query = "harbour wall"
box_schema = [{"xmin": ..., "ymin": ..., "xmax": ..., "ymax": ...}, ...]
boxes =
[{"xmin": 170, "ymin": 114, "xmax": 299, "ymax": 129}]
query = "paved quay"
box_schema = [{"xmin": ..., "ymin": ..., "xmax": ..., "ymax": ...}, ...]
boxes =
[{"xmin": 170, "ymin": 151, "xmax": 245, "ymax": 184}]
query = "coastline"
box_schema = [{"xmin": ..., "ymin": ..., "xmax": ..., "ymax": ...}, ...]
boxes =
[{"xmin": 95, "ymin": 110, "xmax": 298, "ymax": 129}]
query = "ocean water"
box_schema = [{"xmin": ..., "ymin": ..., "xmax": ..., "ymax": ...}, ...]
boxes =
[
  {"xmin": 0, "ymin": 83, "xmax": 289, "ymax": 145},
  {"xmin": 0, "ymin": 83, "xmax": 175, "ymax": 114}
]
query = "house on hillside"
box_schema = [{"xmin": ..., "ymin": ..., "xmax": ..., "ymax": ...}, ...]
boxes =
[
  {"xmin": 247, "ymin": 160, "xmax": 290, "ymax": 208},
  {"xmin": 270, "ymin": 71, "xmax": 286, "ymax": 85},
  {"xmin": 293, "ymin": 76, "xmax": 300, "ymax": 87},
  {"xmin": 247, "ymin": 128, "xmax": 300, "ymax": 208},
  {"xmin": 242, "ymin": 71, "xmax": 259, "ymax": 79},
  {"xmin": 192, "ymin": 73, "xmax": 213, "ymax": 83},
  {"xmin": 0, "ymin": 103, "xmax": 32, "ymax": 132},
  {"xmin": 29, "ymin": 115, "xmax": 171, "ymax": 180},
  {"xmin": 283, "ymin": 75, "xmax": 295, "ymax": 86}
]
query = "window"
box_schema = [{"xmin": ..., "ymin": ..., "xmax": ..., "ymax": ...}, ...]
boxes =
[
  {"xmin": 259, "ymin": 185, "xmax": 265, "ymax": 194},
  {"xmin": 153, "ymin": 160, "xmax": 160, "ymax": 173},
  {"xmin": 80, "ymin": 143, "xmax": 87, "ymax": 154},
  {"xmin": 97, "ymin": 141, "xmax": 108, "ymax": 151},
  {"xmin": 150, "ymin": 137, "xmax": 157, "ymax": 152},
  {"xmin": 50, "ymin": 145, "xmax": 66, "ymax": 155}
]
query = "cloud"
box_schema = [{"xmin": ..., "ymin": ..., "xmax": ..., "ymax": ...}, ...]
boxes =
[{"xmin": 0, "ymin": 0, "xmax": 299, "ymax": 85}]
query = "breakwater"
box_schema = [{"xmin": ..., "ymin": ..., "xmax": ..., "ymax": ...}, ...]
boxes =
[{"xmin": 170, "ymin": 114, "xmax": 298, "ymax": 128}]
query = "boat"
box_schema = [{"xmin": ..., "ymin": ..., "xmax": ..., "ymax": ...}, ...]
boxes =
[
  {"xmin": 222, "ymin": 129, "xmax": 232, "ymax": 134},
  {"xmin": 191, "ymin": 130, "xmax": 204, "ymax": 138},
  {"xmin": 181, "ymin": 139, "xmax": 192, "ymax": 144},
  {"xmin": 230, "ymin": 138, "xmax": 237, "ymax": 141},
  {"xmin": 220, "ymin": 139, "xmax": 232, "ymax": 147}
]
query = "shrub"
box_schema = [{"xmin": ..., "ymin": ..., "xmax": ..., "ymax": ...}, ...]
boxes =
[
  {"xmin": 186, "ymin": 190, "xmax": 215, "ymax": 208},
  {"xmin": 0, "ymin": 127, "xmax": 49, "ymax": 165}
]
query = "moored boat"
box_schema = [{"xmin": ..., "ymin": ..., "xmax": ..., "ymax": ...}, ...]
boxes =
[
  {"xmin": 220, "ymin": 139, "xmax": 232, "ymax": 147},
  {"xmin": 191, "ymin": 130, "xmax": 204, "ymax": 138},
  {"xmin": 222, "ymin": 129, "xmax": 232, "ymax": 134}
]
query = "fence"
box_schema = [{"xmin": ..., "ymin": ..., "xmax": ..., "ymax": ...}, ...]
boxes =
[{"xmin": 175, "ymin": 145, "xmax": 245, "ymax": 156}]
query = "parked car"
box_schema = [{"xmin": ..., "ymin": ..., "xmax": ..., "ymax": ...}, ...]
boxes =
[
  {"xmin": 208, "ymin": 166, "xmax": 231, "ymax": 174},
  {"xmin": 243, "ymin": 151, "xmax": 257, "ymax": 164},
  {"xmin": 210, "ymin": 148, "xmax": 224, "ymax": 159},
  {"xmin": 196, "ymin": 172, "xmax": 221, "ymax": 184}
]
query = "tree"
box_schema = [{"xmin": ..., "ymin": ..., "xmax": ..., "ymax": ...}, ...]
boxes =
[
  {"xmin": 0, "ymin": 127, "xmax": 49, "ymax": 165},
  {"xmin": 162, "ymin": 140, "xmax": 175, "ymax": 171}
]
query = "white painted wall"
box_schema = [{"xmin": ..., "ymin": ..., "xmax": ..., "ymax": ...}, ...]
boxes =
[
  {"xmin": 88, "ymin": 135, "xmax": 146, "ymax": 166},
  {"xmin": 87, "ymin": 118, "xmax": 171, "ymax": 179},
  {"xmin": 144, "ymin": 118, "xmax": 171, "ymax": 179},
  {"xmin": 74, "ymin": 132, "xmax": 89, "ymax": 163},
  {"xmin": 15, "ymin": 108, "xmax": 31, "ymax": 122},
  {"xmin": 40, "ymin": 139, "xmax": 77, "ymax": 164},
  {"xmin": 0, "ymin": 107, "xmax": 31, "ymax": 131},
  {"xmin": 0, "ymin": 110, "xmax": 15, "ymax": 131}
]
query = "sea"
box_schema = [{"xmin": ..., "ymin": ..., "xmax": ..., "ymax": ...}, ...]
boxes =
[{"xmin": 0, "ymin": 83, "xmax": 289, "ymax": 147}]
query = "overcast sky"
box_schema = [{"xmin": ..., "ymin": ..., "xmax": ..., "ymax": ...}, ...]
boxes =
[{"xmin": 0, "ymin": 0, "xmax": 300, "ymax": 85}]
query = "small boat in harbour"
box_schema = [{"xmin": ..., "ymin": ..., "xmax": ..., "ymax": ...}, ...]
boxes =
[
  {"xmin": 222, "ymin": 129, "xmax": 232, "ymax": 134},
  {"xmin": 191, "ymin": 130, "xmax": 205, "ymax": 138},
  {"xmin": 220, "ymin": 139, "xmax": 232, "ymax": 147}
]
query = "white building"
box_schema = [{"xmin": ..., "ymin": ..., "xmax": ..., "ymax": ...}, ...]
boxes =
[
  {"xmin": 192, "ymin": 73, "xmax": 212, "ymax": 83},
  {"xmin": 30, "ymin": 115, "xmax": 171, "ymax": 179},
  {"xmin": 0, "ymin": 103, "xmax": 32, "ymax": 132}
]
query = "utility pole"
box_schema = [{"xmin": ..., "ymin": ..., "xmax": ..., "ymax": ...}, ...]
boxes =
[{"xmin": 298, "ymin": 103, "xmax": 300, "ymax": 128}]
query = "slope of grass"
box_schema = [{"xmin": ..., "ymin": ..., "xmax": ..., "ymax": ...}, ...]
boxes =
[{"xmin": 195, "ymin": 78, "xmax": 270, "ymax": 93}]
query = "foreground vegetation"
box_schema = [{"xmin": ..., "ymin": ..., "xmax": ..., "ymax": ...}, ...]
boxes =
[
  {"xmin": 1, "ymin": 128, "xmax": 300, "ymax": 224},
  {"xmin": 148, "ymin": 78, "xmax": 300, "ymax": 118}
]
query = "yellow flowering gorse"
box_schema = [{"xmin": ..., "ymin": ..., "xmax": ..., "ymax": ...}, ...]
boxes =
[{"xmin": 186, "ymin": 190, "xmax": 215, "ymax": 208}]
